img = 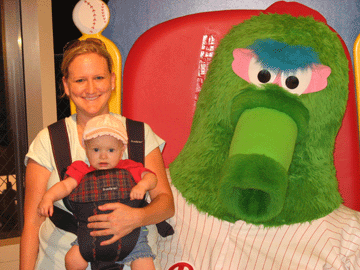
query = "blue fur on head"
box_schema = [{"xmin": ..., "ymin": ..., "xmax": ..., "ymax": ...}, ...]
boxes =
[{"xmin": 247, "ymin": 39, "xmax": 320, "ymax": 73}]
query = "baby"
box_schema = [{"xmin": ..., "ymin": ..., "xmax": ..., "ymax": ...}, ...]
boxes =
[{"xmin": 38, "ymin": 114, "xmax": 157, "ymax": 270}]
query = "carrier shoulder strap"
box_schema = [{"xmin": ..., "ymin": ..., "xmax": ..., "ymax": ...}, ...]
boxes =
[
  {"xmin": 48, "ymin": 119, "xmax": 72, "ymax": 180},
  {"xmin": 48, "ymin": 119, "xmax": 77, "ymax": 234},
  {"xmin": 126, "ymin": 118, "xmax": 145, "ymax": 165},
  {"xmin": 126, "ymin": 119, "xmax": 175, "ymax": 237}
]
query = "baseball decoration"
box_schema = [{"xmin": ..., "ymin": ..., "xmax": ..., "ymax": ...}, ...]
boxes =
[{"xmin": 73, "ymin": 0, "xmax": 110, "ymax": 35}]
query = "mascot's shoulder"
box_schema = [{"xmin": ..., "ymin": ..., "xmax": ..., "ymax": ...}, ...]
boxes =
[
  {"xmin": 158, "ymin": 186, "xmax": 360, "ymax": 270},
  {"xmin": 324, "ymin": 204, "xmax": 360, "ymax": 228}
]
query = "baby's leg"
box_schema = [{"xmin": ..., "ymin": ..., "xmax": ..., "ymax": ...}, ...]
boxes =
[
  {"xmin": 65, "ymin": 245, "xmax": 88, "ymax": 270},
  {"xmin": 131, "ymin": 257, "xmax": 155, "ymax": 270}
]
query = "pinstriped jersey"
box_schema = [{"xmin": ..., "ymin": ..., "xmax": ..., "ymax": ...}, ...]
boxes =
[{"xmin": 157, "ymin": 170, "xmax": 360, "ymax": 270}]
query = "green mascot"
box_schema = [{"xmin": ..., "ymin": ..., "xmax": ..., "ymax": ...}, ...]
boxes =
[
  {"xmin": 156, "ymin": 1, "xmax": 360, "ymax": 269},
  {"xmin": 171, "ymin": 12, "xmax": 344, "ymax": 226}
]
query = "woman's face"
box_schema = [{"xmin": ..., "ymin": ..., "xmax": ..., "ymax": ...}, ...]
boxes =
[{"xmin": 63, "ymin": 53, "xmax": 115, "ymax": 119}]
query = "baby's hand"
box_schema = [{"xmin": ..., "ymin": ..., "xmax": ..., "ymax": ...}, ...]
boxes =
[
  {"xmin": 130, "ymin": 185, "xmax": 146, "ymax": 200},
  {"xmin": 37, "ymin": 198, "xmax": 54, "ymax": 217}
]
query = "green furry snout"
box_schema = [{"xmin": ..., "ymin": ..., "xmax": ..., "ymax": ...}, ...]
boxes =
[
  {"xmin": 220, "ymin": 154, "xmax": 288, "ymax": 222},
  {"xmin": 219, "ymin": 87, "xmax": 309, "ymax": 223}
]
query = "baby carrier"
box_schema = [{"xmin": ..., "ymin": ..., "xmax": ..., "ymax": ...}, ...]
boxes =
[{"xmin": 48, "ymin": 118, "xmax": 174, "ymax": 270}]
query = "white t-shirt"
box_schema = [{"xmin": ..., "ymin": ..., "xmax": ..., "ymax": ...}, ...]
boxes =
[
  {"xmin": 158, "ymin": 170, "xmax": 360, "ymax": 270},
  {"xmin": 25, "ymin": 113, "xmax": 165, "ymax": 270}
]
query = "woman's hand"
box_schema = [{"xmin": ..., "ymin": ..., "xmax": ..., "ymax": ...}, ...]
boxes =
[
  {"xmin": 87, "ymin": 202, "xmax": 145, "ymax": 246},
  {"xmin": 87, "ymin": 147, "xmax": 175, "ymax": 246}
]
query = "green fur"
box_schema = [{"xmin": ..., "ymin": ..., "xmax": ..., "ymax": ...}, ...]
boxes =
[
  {"xmin": 220, "ymin": 154, "xmax": 288, "ymax": 223},
  {"xmin": 230, "ymin": 86, "xmax": 309, "ymax": 140},
  {"xmin": 169, "ymin": 13, "xmax": 348, "ymax": 226}
]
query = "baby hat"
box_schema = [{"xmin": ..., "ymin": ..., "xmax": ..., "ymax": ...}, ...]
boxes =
[{"xmin": 83, "ymin": 114, "xmax": 128, "ymax": 145}]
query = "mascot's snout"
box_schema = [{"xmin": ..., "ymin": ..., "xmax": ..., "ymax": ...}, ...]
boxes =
[{"xmin": 219, "ymin": 86, "xmax": 309, "ymax": 223}]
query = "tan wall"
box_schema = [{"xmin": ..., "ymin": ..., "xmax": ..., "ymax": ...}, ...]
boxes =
[
  {"xmin": 23, "ymin": 0, "xmax": 57, "ymax": 145},
  {"xmin": 0, "ymin": 238, "xmax": 20, "ymax": 268},
  {"xmin": 1, "ymin": 0, "xmax": 55, "ymax": 267}
]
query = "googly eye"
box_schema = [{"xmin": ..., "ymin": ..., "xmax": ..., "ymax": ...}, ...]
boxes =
[
  {"xmin": 248, "ymin": 57, "xmax": 277, "ymax": 87},
  {"xmin": 280, "ymin": 67, "xmax": 312, "ymax": 95}
]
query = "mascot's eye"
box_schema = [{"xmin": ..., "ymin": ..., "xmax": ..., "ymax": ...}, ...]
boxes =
[
  {"xmin": 285, "ymin": 76, "xmax": 299, "ymax": 89},
  {"xmin": 280, "ymin": 67, "xmax": 312, "ymax": 95},
  {"xmin": 248, "ymin": 57, "xmax": 277, "ymax": 86},
  {"xmin": 258, "ymin": 70, "xmax": 272, "ymax": 83}
]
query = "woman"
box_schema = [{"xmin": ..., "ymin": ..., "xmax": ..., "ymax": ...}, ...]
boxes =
[{"xmin": 20, "ymin": 38, "xmax": 174, "ymax": 270}]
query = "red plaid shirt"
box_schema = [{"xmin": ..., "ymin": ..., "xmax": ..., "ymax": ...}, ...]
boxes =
[{"xmin": 65, "ymin": 159, "xmax": 152, "ymax": 185}]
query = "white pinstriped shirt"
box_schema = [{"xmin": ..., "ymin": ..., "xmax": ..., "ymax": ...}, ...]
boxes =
[{"xmin": 156, "ymin": 170, "xmax": 360, "ymax": 270}]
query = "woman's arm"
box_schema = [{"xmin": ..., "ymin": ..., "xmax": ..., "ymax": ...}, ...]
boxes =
[
  {"xmin": 88, "ymin": 147, "xmax": 175, "ymax": 245},
  {"xmin": 37, "ymin": 177, "xmax": 78, "ymax": 217},
  {"xmin": 20, "ymin": 159, "xmax": 51, "ymax": 270},
  {"xmin": 141, "ymin": 147, "xmax": 175, "ymax": 223}
]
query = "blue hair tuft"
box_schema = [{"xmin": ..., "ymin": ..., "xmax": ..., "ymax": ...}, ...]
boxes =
[{"xmin": 247, "ymin": 39, "xmax": 320, "ymax": 72}]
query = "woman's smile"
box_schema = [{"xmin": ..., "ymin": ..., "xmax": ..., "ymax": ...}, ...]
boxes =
[
  {"xmin": 63, "ymin": 53, "xmax": 115, "ymax": 119},
  {"xmin": 84, "ymin": 95, "xmax": 101, "ymax": 101}
]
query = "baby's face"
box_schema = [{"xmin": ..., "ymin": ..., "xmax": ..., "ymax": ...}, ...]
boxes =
[{"xmin": 85, "ymin": 135, "xmax": 125, "ymax": 170}]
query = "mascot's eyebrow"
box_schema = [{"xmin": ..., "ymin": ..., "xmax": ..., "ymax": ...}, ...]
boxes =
[{"xmin": 247, "ymin": 38, "xmax": 320, "ymax": 73}]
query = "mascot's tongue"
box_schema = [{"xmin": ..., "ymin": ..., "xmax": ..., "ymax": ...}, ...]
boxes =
[
  {"xmin": 219, "ymin": 88, "xmax": 309, "ymax": 223},
  {"xmin": 229, "ymin": 107, "xmax": 297, "ymax": 169}
]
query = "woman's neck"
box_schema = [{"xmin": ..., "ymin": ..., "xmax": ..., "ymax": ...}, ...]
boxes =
[
  {"xmin": 76, "ymin": 114, "xmax": 90, "ymax": 130},
  {"xmin": 76, "ymin": 118, "xmax": 86, "ymax": 148},
  {"xmin": 76, "ymin": 110, "xmax": 110, "ymax": 127},
  {"xmin": 75, "ymin": 111, "xmax": 110, "ymax": 147}
]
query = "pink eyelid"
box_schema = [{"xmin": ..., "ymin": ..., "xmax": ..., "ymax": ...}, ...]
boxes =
[{"xmin": 232, "ymin": 48, "xmax": 331, "ymax": 94}]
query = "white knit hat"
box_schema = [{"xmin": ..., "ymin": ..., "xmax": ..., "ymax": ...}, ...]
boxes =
[{"xmin": 83, "ymin": 114, "xmax": 128, "ymax": 145}]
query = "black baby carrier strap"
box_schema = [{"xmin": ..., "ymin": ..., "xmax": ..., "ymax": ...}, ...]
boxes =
[
  {"xmin": 48, "ymin": 119, "xmax": 78, "ymax": 234},
  {"xmin": 126, "ymin": 118, "xmax": 144, "ymax": 166},
  {"xmin": 126, "ymin": 119, "xmax": 174, "ymax": 237}
]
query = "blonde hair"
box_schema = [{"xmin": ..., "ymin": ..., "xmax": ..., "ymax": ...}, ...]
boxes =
[{"xmin": 61, "ymin": 38, "xmax": 113, "ymax": 79}]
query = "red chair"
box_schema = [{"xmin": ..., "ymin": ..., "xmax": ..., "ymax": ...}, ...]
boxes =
[{"xmin": 122, "ymin": 2, "xmax": 360, "ymax": 211}]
